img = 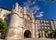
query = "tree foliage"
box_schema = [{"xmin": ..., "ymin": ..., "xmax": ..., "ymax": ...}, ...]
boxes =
[
  {"xmin": 44, "ymin": 29, "xmax": 56, "ymax": 38},
  {"xmin": 44, "ymin": 30, "xmax": 48, "ymax": 33},
  {"xmin": 0, "ymin": 18, "xmax": 7, "ymax": 32}
]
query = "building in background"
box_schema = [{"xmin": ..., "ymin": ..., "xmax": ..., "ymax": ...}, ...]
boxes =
[
  {"xmin": 53, "ymin": 20, "xmax": 56, "ymax": 29},
  {"xmin": 36, "ymin": 18, "xmax": 56, "ymax": 38},
  {"xmin": 0, "ymin": 7, "xmax": 11, "ymax": 25}
]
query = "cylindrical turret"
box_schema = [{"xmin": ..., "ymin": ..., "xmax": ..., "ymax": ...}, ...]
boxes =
[{"xmin": 5, "ymin": 2, "xmax": 23, "ymax": 40}]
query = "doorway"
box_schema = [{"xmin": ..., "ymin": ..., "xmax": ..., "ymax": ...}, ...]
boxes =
[{"xmin": 24, "ymin": 30, "xmax": 31, "ymax": 38}]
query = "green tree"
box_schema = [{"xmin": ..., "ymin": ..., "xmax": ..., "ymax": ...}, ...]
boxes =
[
  {"xmin": 44, "ymin": 30, "xmax": 49, "ymax": 38},
  {"xmin": 45, "ymin": 30, "xmax": 48, "ymax": 33},
  {"xmin": 52, "ymin": 29, "xmax": 56, "ymax": 38},
  {"xmin": 0, "ymin": 18, "xmax": 7, "ymax": 32},
  {"xmin": 48, "ymin": 30, "xmax": 56, "ymax": 38}
]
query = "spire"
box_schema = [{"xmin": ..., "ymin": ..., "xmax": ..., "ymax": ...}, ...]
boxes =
[
  {"xmin": 24, "ymin": 7, "xmax": 27, "ymax": 11},
  {"xmin": 15, "ymin": 2, "xmax": 19, "ymax": 8},
  {"xmin": 12, "ymin": 2, "xmax": 19, "ymax": 13},
  {"xmin": 32, "ymin": 13, "xmax": 35, "ymax": 19},
  {"xmin": 12, "ymin": 2, "xmax": 19, "ymax": 9},
  {"xmin": 24, "ymin": 7, "xmax": 27, "ymax": 14},
  {"xmin": 12, "ymin": 2, "xmax": 23, "ymax": 14}
]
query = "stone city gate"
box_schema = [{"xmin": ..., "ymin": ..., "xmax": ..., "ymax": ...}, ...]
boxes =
[{"xmin": 5, "ymin": 3, "xmax": 36, "ymax": 40}]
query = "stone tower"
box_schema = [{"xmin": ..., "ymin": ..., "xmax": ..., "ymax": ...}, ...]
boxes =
[{"xmin": 5, "ymin": 2, "xmax": 36, "ymax": 40}]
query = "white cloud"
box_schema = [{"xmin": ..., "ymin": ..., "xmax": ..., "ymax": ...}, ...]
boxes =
[
  {"xmin": 39, "ymin": 11, "xmax": 44, "ymax": 14},
  {"xmin": 36, "ymin": 13, "xmax": 43, "ymax": 17},
  {"xmin": 23, "ymin": 0, "xmax": 44, "ymax": 18},
  {"xmin": 35, "ymin": 11, "xmax": 44, "ymax": 17}
]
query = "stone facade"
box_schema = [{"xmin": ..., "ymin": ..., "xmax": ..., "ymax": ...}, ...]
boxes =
[{"xmin": 3, "ymin": 3, "xmax": 38, "ymax": 40}]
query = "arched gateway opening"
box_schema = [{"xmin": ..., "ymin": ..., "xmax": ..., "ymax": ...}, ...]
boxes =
[{"xmin": 24, "ymin": 30, "xmax": 31, "ymax": 38}]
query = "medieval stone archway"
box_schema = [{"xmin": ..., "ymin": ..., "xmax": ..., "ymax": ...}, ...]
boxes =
[{"xmin": 24, "ymin": 30, "xmax": 31, "ymax": 38}]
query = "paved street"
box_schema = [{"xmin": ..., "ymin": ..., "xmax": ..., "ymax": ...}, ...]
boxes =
[{"xmin": 24, "ymin": 38, "xmax": 56, "ymax": 40}]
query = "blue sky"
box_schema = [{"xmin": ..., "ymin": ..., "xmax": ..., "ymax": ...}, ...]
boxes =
[{"xmin": 0, "ymin": 0, "xmax": 56, "ymax": 19}]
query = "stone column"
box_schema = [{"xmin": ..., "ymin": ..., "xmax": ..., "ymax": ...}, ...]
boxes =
[
  {"xmin": 40, "ymin": 33, "xmax": 42, "ymax": 38},
  {"xmin": 32, "ymin": 19, "xmax": 35, "ymax": 38},
  {"xmin": 40, "ymin": 31, "xmax": 43, "ymax": 38},
  {"xmin": 43, "ymin": 31, "xmax": 45, "ymax": 38},
  {"xmin": 35, "ymin": 21, "xmax": 39, "ymax": 38}
]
